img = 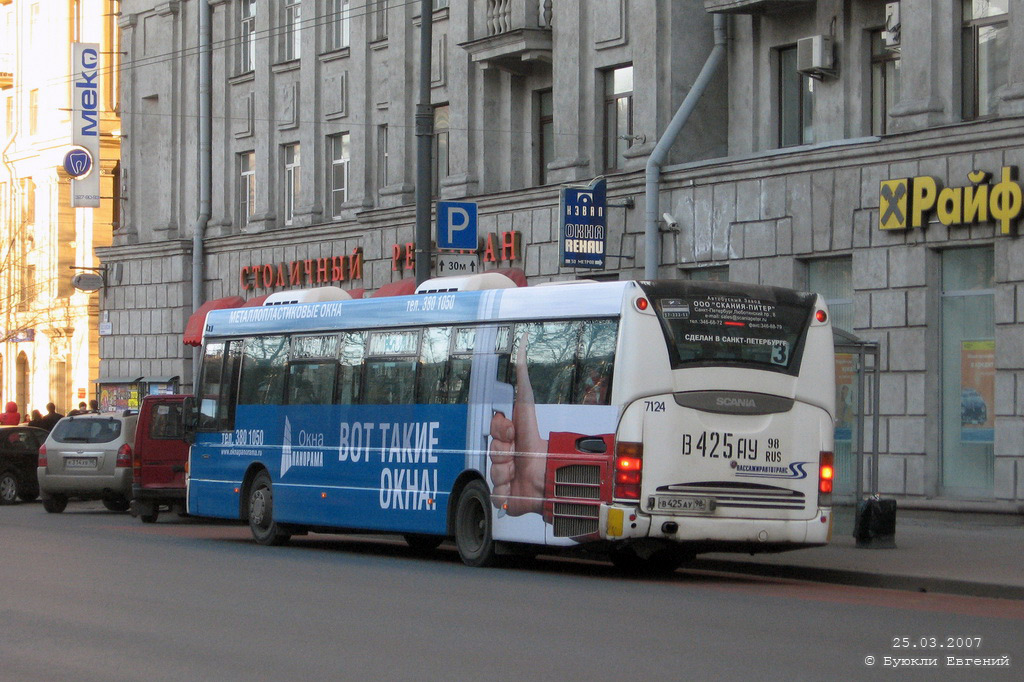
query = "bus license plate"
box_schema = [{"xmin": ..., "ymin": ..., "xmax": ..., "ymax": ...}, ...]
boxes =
[
  {"xmin": 65, "ymin": 457, "xmax": 96, "ymax": 469},
  {"xmin": 652, "ymin": 495, "xmax": 714, "ymax": 514}
]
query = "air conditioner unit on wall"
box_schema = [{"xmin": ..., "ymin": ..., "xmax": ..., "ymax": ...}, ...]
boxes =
[
  {"xmin": 796, "ymin": 35, "xmax": 836, "ymax": 78},
  {"xmin": 883, "ymin": 2, "xmax": 901, "ymax": 48}
]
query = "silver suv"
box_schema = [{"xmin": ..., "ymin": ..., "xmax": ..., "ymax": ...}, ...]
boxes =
[{"xmin": 38, "ymin": 411, "xmax": 139, "ymax": 513}]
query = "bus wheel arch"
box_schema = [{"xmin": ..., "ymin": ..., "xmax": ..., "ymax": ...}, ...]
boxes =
[
  {"xmin": 239, "ymin": 464, "xmax": 267, "ymax": 521},
  {"xmin": 446, "ymin": 471, "xmax": 484, "ymax": 537}
]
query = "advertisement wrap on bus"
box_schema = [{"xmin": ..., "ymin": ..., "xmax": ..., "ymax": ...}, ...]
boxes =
[{"xmin": 186, "ymin": 277, "xmax": 834, "ymax": 571}]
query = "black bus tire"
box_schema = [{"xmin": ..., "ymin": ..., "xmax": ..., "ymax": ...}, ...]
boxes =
[
  {"xmin": 455, "ymin": 480, "xmax": 497, "ymax": 567},
  {"xmin": 248, "ymin": 470, "xmax": 291, "ymax": 546}
]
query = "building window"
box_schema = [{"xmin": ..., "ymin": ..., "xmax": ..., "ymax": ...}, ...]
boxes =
[
  {"xmin": 603, "ymin": 65, "xmax": 633, "ymax": 171},
  {"xmin": 281, "ymin": 0, "xmax": 301, "ymax": 62},
  {"xmin": 4, "ymin": 95, "xmax": 12, "ymax": 139},
  {"xmin": 962, "ymin": 0, "xmax": 1008, "ymax": 120},
  {"xmin": 536, "ymin": 89, "xmax": 553, "ymax": 185},
  {"xmin": 870, "ymin": 30, "xmax": 900, "ymax": 136},
  {"xmin": 377, "ymin": 124, "xmax": 389, "ymax": 190},
  {"xmin": 433, "ymin": 104, "xmax": 449, "ymax": 196},
  {"xmin": 372, "ymin": 0, "xmax": 388, "ymax": 42},
  {"xmin": 686, "ymin": 266, "xmax": 729, "ymax": 282},
  {"xmin": 327, "ymin": 0, "xmax": 350, "ymax": 51},
  {"xmin": 433, "ymin": 0, "xmax": 449, "ymax": 9},
  {"xmin": 779, "ymin": 45, "xmax": 813, "ymax": 147},
  {"xmin": 238, "ymin": 151, "xmax": 255, "ymax": 227},
  {"xmin": 283, "ymin": 143, "xmax": 300, "ymax": 225},
  {"xmin": 941, "ymin": 247, "xmax": 995, "ymax": 496},
  {"xmin": 807, "ymin": 258, "xmax": 853, "ymax": 333},
  {"xmin": 238, "ymin": 0, "xmax": 256, "ymax": 74},
  {"xmin": 28, "ymin": 89, "xmax": 38, "ymax": 136},
  {"xmin": 329, "ymin": 133, "xmax": 350, "ymax": 218}
]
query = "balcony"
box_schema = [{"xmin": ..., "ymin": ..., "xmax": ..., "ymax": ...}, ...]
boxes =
[
  {"xmin": 704, "ymin": 0, "xmax": 814, "ymax": 13},
  {"xmin": 459, "ymin": 0, "xmax": 553, "ymax": 75}
]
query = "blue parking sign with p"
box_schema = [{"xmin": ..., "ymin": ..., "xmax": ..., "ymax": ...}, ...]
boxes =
[{"xmin": 437, "ymin": 201, "xmax": 478, "ymax": 250}]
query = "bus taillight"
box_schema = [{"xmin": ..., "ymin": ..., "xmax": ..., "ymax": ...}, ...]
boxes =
[
  {"xmin": 818, "ymin": 450, "xmax": 834, "ymax": 507},
  {"xmin": 614, "ymin": 441, "xmax": 643, "ymax": 501}
]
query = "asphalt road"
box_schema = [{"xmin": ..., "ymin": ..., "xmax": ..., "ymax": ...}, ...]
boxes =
[{"xmin": 2, "ymin": 501, "xmax": 1021, "ymax": 681}]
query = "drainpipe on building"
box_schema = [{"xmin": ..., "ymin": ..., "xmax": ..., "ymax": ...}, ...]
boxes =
[
  {"xmin": 191, "ymin": 0, "xmax": 212, "ymax": 383},
  {"xmin": 644, "ymin": 13, "xmax": 727, "ymax": 280}
]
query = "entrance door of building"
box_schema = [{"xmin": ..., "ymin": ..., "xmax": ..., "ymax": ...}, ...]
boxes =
[{"xmin": 940, "ymin": 248, "xmax": 995, "ymax": 497}]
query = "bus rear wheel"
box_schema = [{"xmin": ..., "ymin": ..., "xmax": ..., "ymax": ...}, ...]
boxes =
[
  {"xmin": 248, "ymin": 471, "xmax": 291, "ymax": 546},
  {"xmin": 455, "ymin": 480, "xmax": 497, "ymax": 567}
]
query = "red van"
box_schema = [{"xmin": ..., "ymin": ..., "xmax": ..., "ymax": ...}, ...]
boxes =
[{"xmin": 129, "ymin": 394, "xmax": 191, "ymax": 523}]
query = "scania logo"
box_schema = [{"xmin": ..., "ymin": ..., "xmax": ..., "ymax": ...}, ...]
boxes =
[
  {"xmin": 716, "ymin": 396, "xmax": 756, "ymax": 408},
  {"xmin": 63, "ymin": 147, "xmax": 94, "ymax": 179}
]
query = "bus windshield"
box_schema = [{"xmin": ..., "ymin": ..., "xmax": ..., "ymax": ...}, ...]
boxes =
[{"xmin": 641, "ymin": 281, "xmax": 817, "ymax": 375}]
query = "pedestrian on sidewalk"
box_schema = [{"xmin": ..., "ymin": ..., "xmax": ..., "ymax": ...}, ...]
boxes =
[
  {"xmin": 0, "ymin": 401, "xmax": 20, "ymax": 425},
  {"xmin": 40, "ymin": 403, "xmax": 63, "ymax": 431}
]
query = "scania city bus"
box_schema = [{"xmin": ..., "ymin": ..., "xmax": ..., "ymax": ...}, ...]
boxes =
[{"xmin": 186, "ymin": 276, "xmax": 835, "ymax": 571}]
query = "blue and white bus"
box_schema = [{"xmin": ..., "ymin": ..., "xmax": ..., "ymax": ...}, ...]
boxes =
[{"xmin": 186, "ymin": 275, "xmax": 835, "ymax": 570}]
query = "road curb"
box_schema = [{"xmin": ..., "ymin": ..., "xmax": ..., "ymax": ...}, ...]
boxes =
[{"xmin": 691, "ymin": 558, "xmax": 1024, "ymax": 601}]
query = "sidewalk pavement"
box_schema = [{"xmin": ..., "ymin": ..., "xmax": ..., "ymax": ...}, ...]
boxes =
[{"xmin": 691, "ymin": 506, "xmax": 1024, "ymax": 600}]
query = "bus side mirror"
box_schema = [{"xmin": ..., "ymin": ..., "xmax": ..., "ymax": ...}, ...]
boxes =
[{"xmin": 182, "ymin": 396, "xmax": 197, "ymax": 444}]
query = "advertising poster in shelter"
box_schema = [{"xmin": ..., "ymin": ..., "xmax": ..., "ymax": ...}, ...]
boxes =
[
  {"xmin": 834, "ymin": 353, "xmax": 856, "ymax": 443},
  {"xmin": 960, "ymin": 340, "xmax": 994, "ymax": 443}
]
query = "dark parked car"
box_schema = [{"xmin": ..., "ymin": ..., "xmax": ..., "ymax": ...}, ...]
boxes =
[{"xmin": 0, "ymin": 426, "xmax": 48, "ymax": 504}]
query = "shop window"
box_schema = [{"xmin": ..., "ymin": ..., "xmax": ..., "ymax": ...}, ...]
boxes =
[
  {"xmin": 962, "ymin": 0, "xmax": 1008, "ymax": 120},
  {"xmin": 807, "ymin": 258, "xmax": 853, "ymax": 333},
  {"xmin": 941, "ymin": 247, "xmax": 995, "ymax": 496}
]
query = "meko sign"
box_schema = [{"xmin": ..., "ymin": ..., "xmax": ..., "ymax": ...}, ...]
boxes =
[
  {"xmin": 879, "ymin": 166, "xmax": 1022, "ymax": 235},
  {"xmin": 71, "ymin": 42, "xmax": 101, "ymax": 208}
]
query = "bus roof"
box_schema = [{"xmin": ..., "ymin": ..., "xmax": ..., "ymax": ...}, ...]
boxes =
[{"xmin": 201, "ymin": 280, "xmax": 638, "ymax": 338}]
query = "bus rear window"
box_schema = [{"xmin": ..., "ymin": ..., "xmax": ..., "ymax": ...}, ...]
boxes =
[{"xmin": 646, "ymin": 283, "xmax": 816, "ymax": 375}]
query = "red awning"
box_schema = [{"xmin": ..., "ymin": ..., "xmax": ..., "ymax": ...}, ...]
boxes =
[
  {"xmin": 371, "ymin": 278, "xmax": 418, "ymax": 297},
  {"xmin": 242, "ymin": 294, "xmax": 269, "ymax": 307},
  {"xmin": 183, "ymin": 296, "xmax": 246, "ymax": 346}
]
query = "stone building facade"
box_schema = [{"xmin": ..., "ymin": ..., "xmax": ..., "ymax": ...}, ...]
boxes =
[
  {"xmin": 102, "ymin": 0, "xmax": 1024, "ymax": 510},
  {"xmin": 0, "ymin": 0, "xmax": 120, "ymax": 416}
]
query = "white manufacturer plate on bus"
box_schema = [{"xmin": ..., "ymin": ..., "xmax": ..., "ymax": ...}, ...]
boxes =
[
  {"xmin": 651, "ymin": 495, "xmax": 714, "ymax": 514},
  {"xmin": 65, "ymin": 457, "xmax": 96, "ymax": 469}
]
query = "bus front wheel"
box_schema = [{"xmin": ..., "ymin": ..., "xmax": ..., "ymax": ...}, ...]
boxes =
[
  {"xmin": 248, "ymin": 471, "xmax": 291, "ymax": 546},
  {"xmin": 455, "ymin": 480, "xmax": 497, "ymax": 567}
]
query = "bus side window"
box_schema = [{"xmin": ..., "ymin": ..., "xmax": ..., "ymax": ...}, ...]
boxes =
[
  {"xmin": 512, "ymin": 322, "xmax": 578, "ymax": 405},
  {"xmin": 238, "ymin": 336, "xmax": 288, "ymax": 405},
  {"xmin": 574, "ymin": 320, "xmax": 617, "ymax": 405},
  {"xmin": 198, "ymin": 340, "xmax": 241, "ymax": 431},
  {"xmin": 416, "ymin": 327, "xmax": 450, "ymax": 404},
  {"xmin": 288, "ymin": 362, "xmax": 337, "ymax": 405},
  {"xmin": 448, "ymin": 327, "xmax": 476, "ymax": 405},
  {"xmin": 365, "ymin": 330, "xmax": 419, "ymax": 405},
  {"xmin": 337, "ymin": 332, "xmax": 365, "ymax": 405}
]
